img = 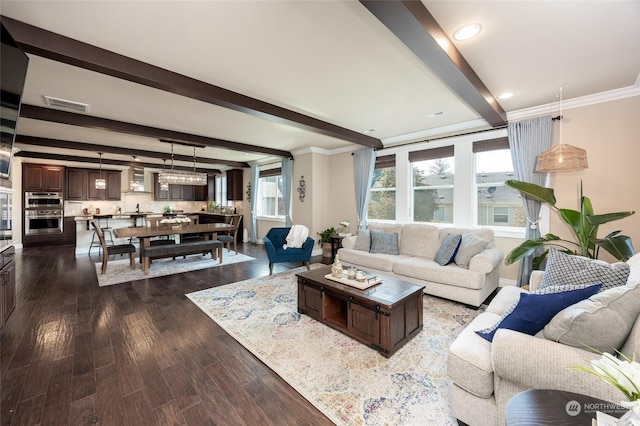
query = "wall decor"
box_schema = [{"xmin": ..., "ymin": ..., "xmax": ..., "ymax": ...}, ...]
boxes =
[
  {"xmin": 297, "ymin": 175, "xmax": 306, "ymax": 202},
  {"xmin": 246, "ymin": 182, "xmax": 251, "ymax": 202}
]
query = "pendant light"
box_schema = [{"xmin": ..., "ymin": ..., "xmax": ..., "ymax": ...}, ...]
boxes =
[
  {"xmin": 160, "ymin": 159, "xmax": 169, "ymax": 191},
  {"xmin": 157, "ymin": 143, "xmax": 207, "ymax": 186},
  {"xmin": 95, "ymin": 152, "xmax": 106, "ymax": 189},
  {"xmin": 535, "ymin": 87, "xmax": 588, "ymax": 173}
]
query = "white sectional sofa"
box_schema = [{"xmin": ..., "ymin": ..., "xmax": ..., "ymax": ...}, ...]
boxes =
[
  {"xmin": 337, "ymin": 222, "xmax": 504, "ymax": 307},
  {"xmin": 447, "ymin": 253, "xmax": 640, "ymax": 426}
]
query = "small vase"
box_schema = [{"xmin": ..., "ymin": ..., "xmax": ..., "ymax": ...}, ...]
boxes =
[{"xmin": 332, "ymin": 255, "xmax": 343, "ymax": 278}]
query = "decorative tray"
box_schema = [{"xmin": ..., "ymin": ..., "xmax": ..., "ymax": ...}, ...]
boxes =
[{"xmin": 324, "ymin": 273, "xmax": 382, "ymax": 290}]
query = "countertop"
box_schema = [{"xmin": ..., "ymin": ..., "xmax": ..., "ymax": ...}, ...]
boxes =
[{"xmin": 74, "ymin": 211, "xmax": 239, "ymax": 221}]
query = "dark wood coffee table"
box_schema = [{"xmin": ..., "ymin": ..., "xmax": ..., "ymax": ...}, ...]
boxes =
[{"xmin": 296, "ymin": 266, "xmax": 424, "ymax": 357}]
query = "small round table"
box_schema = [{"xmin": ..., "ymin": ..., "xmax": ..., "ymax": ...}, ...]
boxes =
[{"xmin": 505, "ymin": 390, "xmax": 624, "ymax": 425}]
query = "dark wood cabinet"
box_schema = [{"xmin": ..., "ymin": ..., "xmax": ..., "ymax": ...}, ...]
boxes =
[
  {"xmin": 226, "ymin": 169, "xmax": 243, "ymax": 200},
  {"xmin": 62, "ymin": 217, "xmax": 77, "ymax": 246},
  {"xmin": 67, "ymin": 168, "xmax": 121, "ymax": 200},
  {"xmin": 0, "ymin": 245, "xmax": 16, "ymax": 329},
  {"xmin": 23, "ymin": 164, "xmax": 64, "ymax": 191},
  {"xmin": 66, "ymin": 168, "xmax": 87, "ymax": 200}
]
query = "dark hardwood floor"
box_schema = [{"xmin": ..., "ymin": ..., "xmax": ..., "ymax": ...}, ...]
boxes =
[{"xmin": 1, "ymin": 243, "xmax": 333, "ymax": 426}]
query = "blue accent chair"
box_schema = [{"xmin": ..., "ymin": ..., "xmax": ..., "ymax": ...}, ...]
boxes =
[{"xmin": 264, "ymin": 227, "xmax": 314, "ymax": 275}]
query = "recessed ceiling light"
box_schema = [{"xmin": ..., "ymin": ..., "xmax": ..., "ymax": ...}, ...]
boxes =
[
  {"xmin": 363, "ymin": 128, "xmax": 376, "ymax": 134},
  {"xmin": 425, "ymin": 111, "xmax": 445, "ymax": 118},
  {"xmin": 497, "ymin": 92, "xmax": 515, "ymax": 100},
  {"xmin": 453, "ymin": 23, "xmax": 482, "ymax": 41}
]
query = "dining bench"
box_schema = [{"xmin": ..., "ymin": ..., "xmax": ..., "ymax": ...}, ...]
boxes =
[{"xmin": 142, "ymin": 240, "xmax": 224, "ymax": 275}]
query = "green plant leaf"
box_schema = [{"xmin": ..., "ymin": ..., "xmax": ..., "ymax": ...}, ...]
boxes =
[
  {"xmin": 591, "ymin": 233, "xmax": 636, "ymax": 261},
  {"xmin": 587, "ymin": 211, "xmax": 636, "ymax": 226},
  {"xmin": 505, "ymin": 235, "xmax": 560, "ymax": 265},
  {"xmin": 504, "ymin": 180, "xmax": 556, "ymax": 205}
]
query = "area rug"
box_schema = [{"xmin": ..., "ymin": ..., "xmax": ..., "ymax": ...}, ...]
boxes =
[
  {"xmin": 95, "ymin": 252, "xmax": 255, "ymax": 286},
  {"xmin": 186, "ymin": 266, "xmax": 481, "ymax": 425}
]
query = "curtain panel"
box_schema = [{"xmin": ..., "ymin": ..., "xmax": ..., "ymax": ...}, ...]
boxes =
[
  {"xmin": 354, "ymin": 148, "xmax": 376, "ymax": 230},
  {"xmin": 508, "ymin": 115, "xmax": 553, "ymax": 286},
  {"xmin": 281, "ymin": 158, "xmax": 293, "ymax": 227},
  {"xmin": 249, "ymin": 163, "xmax": 260, "ymax": 243}
]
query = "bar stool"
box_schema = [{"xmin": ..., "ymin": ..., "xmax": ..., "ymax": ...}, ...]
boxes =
[{"xmin": 89, "ymin": 215, "xmax": 114, "ymax": 255}]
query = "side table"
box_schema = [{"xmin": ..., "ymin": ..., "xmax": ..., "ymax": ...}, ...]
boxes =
[
  {"xmin": 330, "ymin": 234, "xmax": 347, "ymax": 262},
  {"xmin": 505, "ymin": 389, "xmax": 624, "ymax": 425}
]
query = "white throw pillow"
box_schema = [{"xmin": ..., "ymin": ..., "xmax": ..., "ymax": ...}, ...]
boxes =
[{"xmin": 543, "ymin": 282, "xmax": 640, "ymax": 353}]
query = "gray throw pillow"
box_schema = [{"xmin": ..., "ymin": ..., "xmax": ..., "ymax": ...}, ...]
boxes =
[
  {"xmin": 543, "ymin": 282, "xmax": 640, "ymax": 353},
  {"xmin": 454, "ymin": 233, "xmax": 489, "ymax": 269},
  {"xmin": 540, "ymin": 248, "xmax": 630, "ymax": 292},
  {"xmin": 354, "ymin": 229, "xmax": 371, "ymax": 251},
  {"xmin": 434, "ymin": 233, "xmax": 462, "ymax": 266},
  {"xmin": 369, "ymin": 230, "xmax": 399, "ymax": 255}
]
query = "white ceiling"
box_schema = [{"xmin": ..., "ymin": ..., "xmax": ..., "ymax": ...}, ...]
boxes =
[{"xmin": 2, "ymin": 0, "xmax": 639, "ymax": 172}]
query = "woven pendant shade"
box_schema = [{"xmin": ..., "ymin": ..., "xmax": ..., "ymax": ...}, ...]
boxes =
[{"xmin": 535, "ymin": 144, "xmax": 588, "ymax": 173}]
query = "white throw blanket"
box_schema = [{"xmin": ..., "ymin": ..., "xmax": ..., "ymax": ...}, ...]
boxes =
[{"xmin": 283, "ymin": 225, "xmax": 309, "ymax": 249}]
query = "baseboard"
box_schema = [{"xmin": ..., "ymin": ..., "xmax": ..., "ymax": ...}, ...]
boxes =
[{"xmin": 499, "ymin": 278, "xmax": 518, "ymax": 287}]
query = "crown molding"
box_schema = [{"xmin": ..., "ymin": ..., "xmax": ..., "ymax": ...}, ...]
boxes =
[{"xmin": 506, "ymin": 84, "xmax": 640, "ymax": 122}]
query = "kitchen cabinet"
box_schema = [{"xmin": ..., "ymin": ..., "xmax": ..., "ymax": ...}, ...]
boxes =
[
  {"xmin": 66, "ymin": 168, "xmax": 121, "ymax": 200},
  {"xmin": 23, "ymin": 164, "xmax": 64, "ymax": 191},
  {"xmin": 226, "ymin": 169, "xmax": 243, "ymax": 200},
  {"xmin": 62, "ymin": 217, "xmax": 77, "ymax": 245},
  {"xmin": 0, "ymin": 245, "xmax": 15, "ymax": 329}
]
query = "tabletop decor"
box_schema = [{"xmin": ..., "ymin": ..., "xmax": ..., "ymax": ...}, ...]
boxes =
[
  {"xmin": 160, "ymin": 216, "xmax": 191, "ymax": 224},
  {"xmin": 573, "ymin": 352, "xmax": 640, "ymax": 425}
]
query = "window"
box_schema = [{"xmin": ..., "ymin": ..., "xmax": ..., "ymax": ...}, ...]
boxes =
[
  {"xmin": 474, "ymin": 138, "xmax": 525, "ymax": 228},
  {"xmin": 410, "ymin": 146, "xmax": 454, "ymax": 224},
  {"xmin": 368, "ymin": 155, "xmax": 395, "ymax": 221},
  {"xmin": 214, "ymin": 175, "xmax": 231, "ymax": 207},
  {"xmin": 257, "ymin": 168, "xmax": 285, "ymax": 218}
]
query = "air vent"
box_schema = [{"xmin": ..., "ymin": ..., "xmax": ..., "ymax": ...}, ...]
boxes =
[{"xmin": 43, "ymin": 96, "xmax": 90, "ymax": 113}]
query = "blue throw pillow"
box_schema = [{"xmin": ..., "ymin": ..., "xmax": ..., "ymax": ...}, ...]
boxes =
[
  {"xmin": 475, "ymin": 284, "xmax": 602, "ymax": 342},
  {"xmin": 434, "ymin": 233, "xmax": 462, "ymax": 266},
  {"xmin": 370, "ymin": 230, "xmax": 399, "ymax": 255}
]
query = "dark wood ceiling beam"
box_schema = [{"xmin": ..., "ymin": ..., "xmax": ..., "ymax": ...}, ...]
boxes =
[
  {"xmin": 15, "ymin": 135, "xmax": 249, "ymax": 168},
  {"xmin": 1, "ymin": 16, "xmax": 383, "ymax": 149},
  {"xmin": 15, "ymin": 151, "xmax": 222, "ymax": 174},
  {"xmin": 359, "ymin": 0, "xmax": 507, "ymax": 127},
  {"xmin": 19, "ymin": 104, "xmax": 292, "ymax": 159}
]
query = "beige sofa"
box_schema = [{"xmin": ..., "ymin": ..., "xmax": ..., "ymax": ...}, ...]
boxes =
[
  {"xmin": 447, "ymin": 253, "xmax": 640, "ymax": 426},
  {"xmin": 337, "ymin": 222, "xmax": 503, "ymax": 307}
]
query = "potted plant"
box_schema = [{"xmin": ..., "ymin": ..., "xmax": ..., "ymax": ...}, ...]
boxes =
[
  {"xmin": 317, "ymin": 227, "xmax": 336, "ymax": 259},
  {"xmin": 504, "ymin": 180, "xmax": 635, "ymax": 268}
]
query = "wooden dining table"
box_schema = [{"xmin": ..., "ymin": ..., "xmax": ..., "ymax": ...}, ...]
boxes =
[{"xmin": 113, "ymin": 222, "xmax": 235, "ymax": 265}]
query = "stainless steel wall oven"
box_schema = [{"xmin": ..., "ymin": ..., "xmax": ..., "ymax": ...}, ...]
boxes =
[
  {"xmin": 25, "ymin": 209, "xmax": 63, "ymax": 235},
  {"xmin": 25, "ymin": 192, "xmax": 63, "ymax": 209}
]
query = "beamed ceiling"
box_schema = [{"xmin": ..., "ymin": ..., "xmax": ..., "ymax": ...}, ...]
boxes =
[{"xmin": 0, "ymin": 1, "xmax": 638, "ymax": 174}]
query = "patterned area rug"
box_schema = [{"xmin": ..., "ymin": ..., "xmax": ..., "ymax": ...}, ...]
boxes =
[
  {"xmin": 95, "ymin": 252, "xmax": 255, "ymax": 286},
  {"xmin": 187, "ymin": 266, "xmax": 481, "ymax": 425}
]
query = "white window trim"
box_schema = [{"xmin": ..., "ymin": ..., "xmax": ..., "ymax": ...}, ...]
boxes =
[{"xmin": 370, "ymin": 128, "xmax": 530, "ymax": 239}]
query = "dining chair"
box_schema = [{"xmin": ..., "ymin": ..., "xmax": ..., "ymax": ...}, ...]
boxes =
[
  {"xmin": 91, "ymin": 220, "xmax": 136, "ymax": 275},
  {"xmin": 146, "ymin": 216, "xmax": 176, "ymax": 246},
  {"xmin": 217, "ymin": 214, "xmax": 241, "ymax": 254}
]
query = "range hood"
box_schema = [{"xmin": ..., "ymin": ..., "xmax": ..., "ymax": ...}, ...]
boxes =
[{"xmin": 127, "ymin": 166, "xmax": 149, "ymax": 192}]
